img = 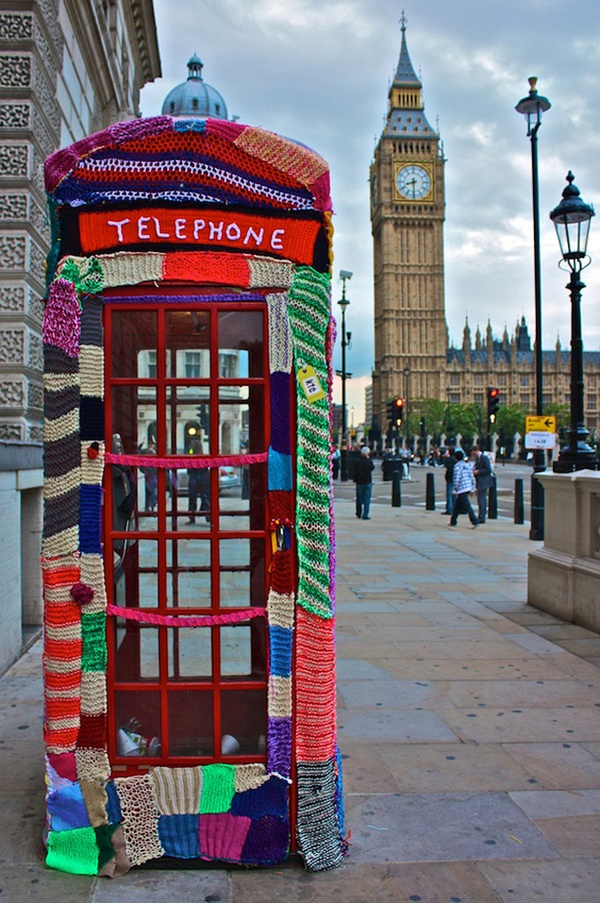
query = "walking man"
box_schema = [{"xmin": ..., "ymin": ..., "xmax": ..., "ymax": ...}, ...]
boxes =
[
  {"xmin": 471, "ymin": 445, "xmax": 493, "ymax": 523},
  {"xmin": 353, "ymin": 446, "xmax": 374, "ymax": 520},
  {"xmin": 449, "ymin": 448, "xmax": 478, "ymax": 527}
]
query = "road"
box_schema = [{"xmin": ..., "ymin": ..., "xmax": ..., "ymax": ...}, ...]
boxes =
[{"xmin": 335, "ymin": 459, "xmax": 536, "ymax": 522}]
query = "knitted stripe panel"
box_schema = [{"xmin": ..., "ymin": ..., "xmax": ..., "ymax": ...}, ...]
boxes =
[
  {"xmin": 55, "ymin": 252, "xmax": 294, "ymax": 293},
  {"xmin": 296, "ymin": 758, "xmax": 347, "ymax": 870},
  {"xmin": 286, "ymin": 267, "xmax": 332, "ymax": 619},
  {"xmin": 45, "ymin": 118, "xmax": 328, "ymax": 211}
]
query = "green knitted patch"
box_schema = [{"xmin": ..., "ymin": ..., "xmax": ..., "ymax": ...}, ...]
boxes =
[
  {"xmin": 287, "ymin": 267, "xmax": 332, "ymax": 619},
  {"xmin": 199, "ymin": 763, "xmax": 236, "ymax": 814},
  {"xmin": 46, "ymin": 826, "xmax": 99, "ymax": 875},
  {"xmin": 81, "ymin": 612, "xmax": 107, "ymax": 672},
  {"xmin": 95, "ymin": 823, "xmax": 119, "ymax": 871}
]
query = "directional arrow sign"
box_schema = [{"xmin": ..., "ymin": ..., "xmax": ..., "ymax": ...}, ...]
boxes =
[
  {"xmin": 526, "ymin": 415, "xmax": 556, "ymax": 433},
  {"xmin": 525, "ymin": 431, "xmax": 556, "ymax": 449}
]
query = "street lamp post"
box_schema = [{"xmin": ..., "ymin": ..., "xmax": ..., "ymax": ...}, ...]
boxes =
[
  {"xmin": 516, "ymin": 77, "xmax": 551, "ymax": 540},
  {"xmin": 550, "ymin": 172, "xmax": 596, "ymax": 472},
  {"xmin": 404, "ymin": 367, "xmax": 411, "ymax": 449},
  {"xmin": 338, "ymin": 269, "xmax": 352, "ymax": 481}
]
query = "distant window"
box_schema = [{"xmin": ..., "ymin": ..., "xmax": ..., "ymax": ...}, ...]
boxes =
[
  {"xmin": 215, "ymin": 104, "xmax": 220, "ymax": 115},
  {"xmin": 449, "ymin": 393, "xmax": 460, "ymax": 404},
  {"xmin": 169, "ymin": 101, "xmax": 175, "ymax": 113},
  {"xmin": 450, "ymin": 373, "xmax": 460, "ymax": 386},
  {"xmin": 520, "ymin": 375, "xmax": 530, "ymax": 387},
  {"xmin": 497, "ymin": 374, "xmax": 507, "ymax": 387},
  {"xmin": 192, "ymin": 97, "xmax": 198, "ymax": 109}
]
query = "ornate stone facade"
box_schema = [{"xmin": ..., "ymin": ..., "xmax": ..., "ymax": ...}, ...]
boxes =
[{"xmin": 0, "ymin": 0, "xmax": 161, "ymax": 440}]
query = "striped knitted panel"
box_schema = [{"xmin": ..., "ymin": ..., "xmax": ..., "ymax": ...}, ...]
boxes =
[
  {"xmin": 296, "ymin": 758, "xmax": 347, "ymax": 871},
  {"xmin": 150, "ymin": 766, "xmax": 203, "ymax": 816},
  {"xmin": 266, "ymin": 293, "xmax": 293, "ymax": 373},
  {"xmin": 294, "ymin": 608, "xmax": 336, "ymax": 762},
  {"xmin": 286, "ymin": 267, "xmax": 332, "ymax": 619}
]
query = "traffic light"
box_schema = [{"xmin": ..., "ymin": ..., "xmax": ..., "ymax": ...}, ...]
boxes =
[
  {"xmin": 394, "ymin": 397, "xmax": 405, "ymax": 426},
  {"xmin": 487, "ymin": 387, "xmax": 500, "ymax": 424}
]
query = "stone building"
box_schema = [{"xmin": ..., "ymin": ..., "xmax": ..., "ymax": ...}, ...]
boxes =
[
  {"xmin": 370, "ymin": 18, "xmax": 600, "ymax": 439},
  {"xmin": 0, "ymin": 0, "xmax": 160, "ymax": 673}
]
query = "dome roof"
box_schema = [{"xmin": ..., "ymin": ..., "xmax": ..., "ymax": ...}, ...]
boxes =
[{"xmin": 161, "ymin": 54, "xmax": 228, "ymax": 120}]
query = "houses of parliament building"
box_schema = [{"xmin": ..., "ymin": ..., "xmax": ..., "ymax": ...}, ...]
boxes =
[{"xmin": 369, "ymin": 20, "xmax": 600, "ymax": 439}]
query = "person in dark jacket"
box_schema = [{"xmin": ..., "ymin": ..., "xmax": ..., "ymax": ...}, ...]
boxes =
[
  {"xmin": 441, "ymin": 446, "xmax": 456, "ymax": 515},
  {"xmin": 353, "ymin": 446, "xmax": 375, "ymax": 520},
  {"xmin": 471, "ymin": 445, "xmax": 494, "ymax": 523}
]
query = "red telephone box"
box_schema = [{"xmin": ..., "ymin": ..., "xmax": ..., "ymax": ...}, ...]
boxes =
[{"xmin": 41, "ymin": 117, "xmax": 346, "ymax": 876}]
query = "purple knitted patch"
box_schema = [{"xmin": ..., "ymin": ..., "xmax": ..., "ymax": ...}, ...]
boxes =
[
  {"xmin": 241, "ymin": 815, "xmax": 289, "ymax": 864},
  {"xmin": 269, "ymin": 372, "xmax": 291, "ymax": 454},
  {"xmin": 43, "ymin": 279, "xmax": 81, "ymax": 357},
  {"xmin": 267, "ymin": 717, "xmax": 292, "ymax": 777}
]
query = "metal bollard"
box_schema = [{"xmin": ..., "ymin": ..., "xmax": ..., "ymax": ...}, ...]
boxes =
[
  {"xmin": 514, "ymin": 477, "xmax": 524, "ymax": 524},
  {"xmin": 426, "ymin": 471, "xmax": 436, "ymax": 510},
  {"xmin": 488, "ymin": 476, "xmax": 498, "ymax": 519},
  {"xmin": 392, "ymin": 469, "xmax": 402, "ymax": 507}
]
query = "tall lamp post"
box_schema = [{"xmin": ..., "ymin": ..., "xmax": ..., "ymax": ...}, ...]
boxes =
[
  {"xmin": 404, "ymin": 367, "xmax": 411, "ymax": 449},
  {"xmin": 338, "ymin": 269, "xmax": 353, "ymax": 481},
  {"xmin": 550, "ymin": 172, "xmax": 596, "ymax": 472},
  {"xmin": 516, "ymin": 76, "xmax": 551, "ymax": 540}
]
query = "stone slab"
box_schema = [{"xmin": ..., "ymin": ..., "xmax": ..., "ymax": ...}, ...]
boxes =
[
  {"xmin": 338, "ymin": 679, "xmax": 441, "ymax": 709},
  {"xmin": 503, "ymin": 741, "xmax": 600, "ymax": 790},
  {"xmin": 377, "ymin": 742, "xmax": 536, "ymax": 793},
  {"xmin": 441, "ymin": 705, "xmax": 600, "ymax": 744},
  {"xmin": 344, "ymin": 791, "xmax": 558, "ymax": 862},
  {"xmin": 338, "ymin": 707, "xmax": 457, "ymax": 742},
  {"xmin": 481, "ymin": 858, "xmax": 600, "ymax": 903},
  {"xmin": 510, "ymin": 788, "xmax": 600, "ymax": 818},
  {"xmin": 92, "ymin": 869, "xmax": 231, "ymax": 902}
]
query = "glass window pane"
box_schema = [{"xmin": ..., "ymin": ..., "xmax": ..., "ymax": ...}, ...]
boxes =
[
  {"xmin": 111, "ymin": 310, "xmax": 157, "ymax": 378},
  {"xmin": 220, "ymin": 621, "xmax": 266, "ymax": 679},
  {"xmin": 168, "ymin": 627, "xmax": 212, "ymax": 679},
  {"xmin": 114, "ymin": 690, "xmax": 162, "ymax": 757},
  {"xmin": 111, "ymin": 386, "xmax": 156, "ymax": 457},
  {"xmin": 165, "ymin": 389, "xmax": 210, "ymax": 455},
  {"xmin": 114, "ymin": 621, "xmax": 159, "ymax": 681},
  {"xmin": 113, "ymin": 539, "xmax": 159, "ymax": 608},
  {"xmin": 221, "ymin": 689, "xmax": 266, "ymax": 756},
  {"xmin": 165, "ymin": 310, "xmax": 210, "ymax": 378},
  {"xmin": 168, "ymin": 689, "xmax": 213, "ymax": 757},
  {"xmin": 219, "ymin": 538, "xmax": 266, "ymax": 608},
  {"xmin": 166, "ymin": 538, "xmax": 211, "ymax": 608},
  {"xmin": 218, "ymin": 310, "xmax": 263, "ymax": 378},
  {"xmin": 218, "ymin": 464, "xmax": 266, "ymax": 531},
  {"xmin": 219, "ymin": 388, "xmax": 264, "ymax": 454}
]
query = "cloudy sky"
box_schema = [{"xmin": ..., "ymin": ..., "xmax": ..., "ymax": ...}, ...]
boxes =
[{"xmin": 140, "ymin": 0, "xmax": 600, "ymax": 422}]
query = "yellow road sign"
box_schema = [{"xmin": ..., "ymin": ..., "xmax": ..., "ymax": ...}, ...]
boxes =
[{"xmin": 526, "ymin": 415, "xmax": 556, "ymax": 433}]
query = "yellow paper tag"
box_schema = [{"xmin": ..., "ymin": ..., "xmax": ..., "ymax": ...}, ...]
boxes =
[{"xmin": 299, "ymin": 365, "xmax": 326, "ymax": 403}]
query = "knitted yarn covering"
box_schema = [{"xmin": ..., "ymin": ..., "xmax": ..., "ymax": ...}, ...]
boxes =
[{"xmin": 42, "ymin": 114, "xmax": 343, "ymax": 876}]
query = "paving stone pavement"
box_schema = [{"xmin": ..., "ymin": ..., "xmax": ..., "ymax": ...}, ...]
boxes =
[{"xmin": 2, "ymin": 485, "xmax": 600, "ymax": 902}]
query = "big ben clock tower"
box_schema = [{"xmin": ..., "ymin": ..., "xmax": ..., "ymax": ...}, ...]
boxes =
[{"xmin": 371, "ymin": 16, "xmax": 447, "ymax": 432}]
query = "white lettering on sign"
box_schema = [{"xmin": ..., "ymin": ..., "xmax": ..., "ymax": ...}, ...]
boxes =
[
  {"xmin": 107, "ymin": 219, "xmax": 131, "ymax": 242},
  {"xmin": 105, "ymin": 213, "xmax": 287, "ymax": 252}
]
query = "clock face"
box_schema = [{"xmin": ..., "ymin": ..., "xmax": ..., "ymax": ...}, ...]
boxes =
[{"xmin": 395, "ymin": 164, "xmax": 432, "ymax": 201}]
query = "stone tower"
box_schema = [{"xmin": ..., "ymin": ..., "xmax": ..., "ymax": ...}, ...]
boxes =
[{"xmin": 370, "ymin": 16, "xmax": 447, "ymax": 430}]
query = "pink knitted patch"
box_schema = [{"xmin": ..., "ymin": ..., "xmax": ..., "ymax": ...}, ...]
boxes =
[{"xmin": 43, "ymin": 279, "xmax": 81, "ymax": 357}]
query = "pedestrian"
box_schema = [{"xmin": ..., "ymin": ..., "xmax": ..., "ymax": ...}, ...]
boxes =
[
  {"xmin": 353, "ymin": 446, "xmax": 374, "ymax": 520},
  {"xmin": 440, "ymin": 446, "xmax": 455, "ymax": 515},
  {"xmin": 471, "ymin": 445, "xmax": 494, "ymax": 524},
  {"xmin": 140, "ymin": 441, "xmax": 158, "ymax": 511},
  {"xmin": 332, "ymin": 446, "xmax": 340, "ymax": 480},
  {"xmin": 187, "ymin": 439, "xmax": 210, "ymax": 524},
  {"xmin": 449, "ymin": 448, "xmax": 478, "ymax": 527}
]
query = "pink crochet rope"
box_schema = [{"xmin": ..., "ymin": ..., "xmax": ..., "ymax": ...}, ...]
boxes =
[
  {"xmin": 105, "ymin": 451, "xmax": 268, "ymax": 469},
  {"xmin": 106, "ymin": 605, "xmax": 266, "ymax": 628}
]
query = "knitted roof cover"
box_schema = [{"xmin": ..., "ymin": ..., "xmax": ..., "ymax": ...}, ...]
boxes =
[{"xmin": 41, "ymin": 116, "xmax": 346, "ymax": 877}]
